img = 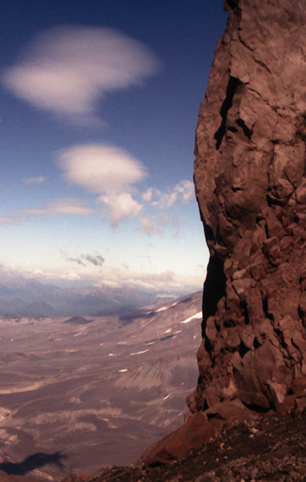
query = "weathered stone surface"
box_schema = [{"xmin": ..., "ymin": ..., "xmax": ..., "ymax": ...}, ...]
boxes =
[
  {"xmin": 142, "ymin": 412, "xmax": 215, "ymax": 465},
  {"xmin": 189, "ymin": 0, "xmax": 306, "ymax": 417},
  {"xmin": 142, "ymin": 398, "xmax": 258, "ymax": 466}
]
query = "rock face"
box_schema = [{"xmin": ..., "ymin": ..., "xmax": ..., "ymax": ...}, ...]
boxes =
[{"xmin": 188, "ymin": 0, "xmax": 306, "ymax": 414}]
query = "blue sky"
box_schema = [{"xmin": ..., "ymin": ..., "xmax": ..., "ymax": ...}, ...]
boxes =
[{"xmin": 0, "ymin": 0, "xmax": 227, "ymax": 294}]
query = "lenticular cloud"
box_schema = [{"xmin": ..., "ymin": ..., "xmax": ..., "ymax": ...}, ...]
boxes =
[
  {"xmin": 58, "ymin": 144, "xmax": 147, "ymax": 194},
  {"xmin": 2, "ymin": 26, "xmax": 159, "ymax": 120},
  {"xmin": 57, "ymin": 143, "xmax": 146, "ymax": 226}
]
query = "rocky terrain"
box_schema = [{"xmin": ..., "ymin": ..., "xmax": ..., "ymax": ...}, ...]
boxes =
[
  {"xmin": 190, "ymin": 0, "xmax": 306, "ymax": 418},
  {"xmin": 65, "ymin": 408, "xmax": 306, "ymax": 481},
  {"xmin": 0, "ymin": 292, "xmax": 202, "ymax": 480},
  {"xmin": 2, "ymin": 1, "xmax": 306, "ymax": 481}
]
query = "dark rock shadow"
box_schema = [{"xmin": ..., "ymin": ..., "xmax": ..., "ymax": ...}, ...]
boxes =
[
  {"xmin": 202, "ymin": 254, "xmax": 226, "ymax": 337},
  {"xmin": 0, "ymin": 452, "xmax": 65, "ymax": 475}
]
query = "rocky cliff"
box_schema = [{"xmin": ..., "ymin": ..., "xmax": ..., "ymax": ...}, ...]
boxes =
[
  {"xmin": 188, "ymin": 0, "xmax": 306, "ymax": 414},
  {"xmin": 141, "ymin": 0, "xmax": 306, "ymax": 465}
]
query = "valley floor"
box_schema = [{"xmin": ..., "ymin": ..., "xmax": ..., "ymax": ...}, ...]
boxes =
[{"xmin": 0, "ymin": 292, "xmax": 202, "ymax": 479}]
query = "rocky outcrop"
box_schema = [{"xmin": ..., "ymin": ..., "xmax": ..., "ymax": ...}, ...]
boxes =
[
  {"xmin": 188, "ymin": 0, "xmax": 306, "ymax": 416},
  {"xmin": 142, "ymin": 398, "xmax": 258, "ymax": 465},
  {"xmin": 142, "ymin": 0, "xmax": 306, "ymax": 466}
]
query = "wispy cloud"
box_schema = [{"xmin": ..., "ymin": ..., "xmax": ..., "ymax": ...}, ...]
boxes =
[
  {"xmin": 137, "ymin": 214, "xmax": 182, "ymax": 237},
  {"xmin": 159, "ymin": 214, "xmax": 181, "ymax": 229},
  {"xmin": 18, "ymin": 198, "xmax": 94, "ymax": 216},
  {"xmin": 67, "ymin": 257, "xmax": 86, "ymax": 266},
  {"xmin": 23, "ymin": 176, "xmax": 47, "ymax": 185},
  {"xmin": 82, "ymin": 254, "xmax": 105, "ymax": 266},
  {"xmin": 138, "ymin": 185, "xmax": 190, "ymax": 237},
  {"xmin": 143, "ymin": 180, "xmax": 194, "ymax": 208},
  {"xmin": 57, "ymin": 143, "xmax": 146, "ymax": 226},
  {"xmin": 2, "ymin": 26, "xmax": 159, "ymax": 124},
  {"xmin": 138, "ymin": 216, "xmax": 162, "ymax": 237},
  {"xmin": 0, "ymin": 215, "xmax": 24, "ymax": 226},
  {"xmin": 67, "ymin": 254, "xmax": 105, "ymax": 267}
]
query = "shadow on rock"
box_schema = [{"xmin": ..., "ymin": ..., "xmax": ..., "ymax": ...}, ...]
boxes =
[{"xmin": 0, "ymin": 452, "xmax": 65, "ymax": 475}]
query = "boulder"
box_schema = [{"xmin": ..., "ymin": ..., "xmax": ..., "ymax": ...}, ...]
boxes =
[
  {"xmin": 142, "ymin": 399, "xmax": 257, "ymax": 466},
  {"xmin": 142, "ymin": 412, "xmax": 215, "ymax": 465}
]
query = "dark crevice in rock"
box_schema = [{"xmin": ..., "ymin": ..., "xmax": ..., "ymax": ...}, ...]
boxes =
[
  {"xmin": 267, "ymin": 192, "xmax": 289, "ymax": 207},
  {"xmin": 274, "ymin": 327, "xmax": 285, "ymax": 346},
  {"xmin": 253, "ymin": 56, "xmax": 271, "ymax": 73},
  {"xmin": 203, "ymin": 219, "xmax": 215, "ymax": 243},
  {"xmin": 236, "ymin": 118, "xmax": 253, "ymax": 139},
  {"xmin": 224, "ymin": 319, "xmax": 235, "ymax": 328},
  {"xmin": 240, "ymin": 400, "xmax": 271, "ymax": 414},
  {"xmin": 214, "ymin": 77, "xmax": 241, "ymax": 150},
  {"xmin": 201, "ymin": 255, "xmax": 226, "ymax": 337},
  {"xmin": 238, "ymin": 35, "xmax": 254, "ymax": 52},
  {"xmin": 242, "ymin": 302, "xmax": 250, "ymax": 324},
  {"xmin": 262, "ymin": 296, "xmax": 274, "ymax": 321},
  {"xmin": 266, "ymin": 194, "xmax": 273, "ymax": 207},
  {"xmin": 224, "ymin": 0, "xmax": 240, "ymax": 12},
  {"xmin": 204, "ymin": 336, "xmax": 213, "ymax": 354},
  {"xmin": 228, "ymin": 126, "xmax": 238, "ymax": 133},
  {"xmin": 298, "ymin": 305, "xmax": 304, "ymax": 322},
  {"xmin": 239, "ymin": 340, "xmax": 251, "ymax": 358},
  {"xmin": 248, "ymin": 87, "xmax": 272, "ymax": 110}
]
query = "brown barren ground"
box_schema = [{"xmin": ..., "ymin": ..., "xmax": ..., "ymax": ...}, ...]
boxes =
[
  {"xmin": 0, "ymin": 292, "xmax": 202, "ymax": 480},
  {"xmin": 89, "ymin": 409, "xmax": 306, "ymax": 482}
]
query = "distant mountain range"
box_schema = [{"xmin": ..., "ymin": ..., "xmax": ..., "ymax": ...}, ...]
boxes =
[{"xmin": 0, "ymin": 276, "xmax": 176, "ymax": 317}]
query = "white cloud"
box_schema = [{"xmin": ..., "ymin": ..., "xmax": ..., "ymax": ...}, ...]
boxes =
[
  {"xmin": 0, "ymin": 261, "xmax": 203, "ymax": 295},
  {"xmin": 56, "ymin": 145, "xmax": 193, "ymax": 229},
  {"xmin": 23, "ymin": 176, "xmax": 47, "ymax": 185},
  {"xmin": 142, "ymin": 187, "xmax": 161, "ymax": 203},
  {"xmin": 58, "ymin": 144, "xmax": 146, "ymax": 195},
  {"xmin": 143, "ymin": 180, "xmax": 194, "ymax": 208},
  {"xmin": 2, "ymin": 26, "xmax": 159, "ymax": 123},
  {"xmin": 57, "ymin": 143, "xmax": 146, "ymax": 225},
  {"xmin": 95, "ymin": 269, "xmax": 181, "ymax": 292},
  {"xmin": 101, "ymin": 193, "xmax": 142, "ymax": 227},
  {"xmin": 18, "ymin": 198, "xmax": 94, "ymax": 216},
  {"xmin": 124, "ymin": 270, "xmax": 179, "ymax": 291},
  {"xmin": 173, "ymin": 180, "xmax": 194, "ymax": 203},
  {"xmin": 31, "ymin": 270, "xmax": 82, "ymax": 282}
]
